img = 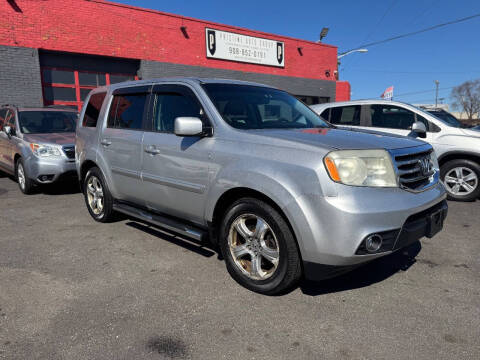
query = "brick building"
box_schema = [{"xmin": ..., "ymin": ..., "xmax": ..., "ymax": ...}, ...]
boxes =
[{"xmin": 1, "ymin": 0, "xmax": 350, "ymax": 111}]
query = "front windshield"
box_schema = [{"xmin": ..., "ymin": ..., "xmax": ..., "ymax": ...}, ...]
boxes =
[
  {"xmin": 202, "ymin": 83, "xmax": 330, "ymax": 129},
  {"xmin": 19, "ymin": 111, "xmax": 77, "ymax": 134},
  {"xmin": 426, "ymin": 110, "xmax": 463, "ymax": 128}
]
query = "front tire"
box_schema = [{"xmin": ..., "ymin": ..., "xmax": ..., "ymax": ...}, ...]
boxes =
[
  {"xmin": 16, "ymin": 158, "xmax": 34, "ymax": 195},
  {"xmin": 441, "ymin": 159, "xmax": 480, "ymax": 201},
  {"xmin": 219, "ymin": 198, "xmax": 302, "ymax": 295},
  {"xmin": 83, "ymin": 167, "xmax": 116, "ymax": 222}
]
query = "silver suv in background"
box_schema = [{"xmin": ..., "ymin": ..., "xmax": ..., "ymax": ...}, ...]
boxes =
[
  {"xmin": 0, "ymin": 105, "xmax": 78, "ymax": 194},
  {"xmin": 311, "ymin": 100, "xmax": 480, "ymax": 201},
  {"xmin": 76, "ymin": 78, "xmax": 447, "ymax": 295}
]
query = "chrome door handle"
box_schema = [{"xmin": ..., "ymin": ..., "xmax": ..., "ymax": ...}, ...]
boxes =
[
  {"xmin": 100, "ymin": 139, "xmax": 112, "ymax": 146},
  {"xmin": 144, "ymin": 145, "xmax": 161, "ymax": 155}
]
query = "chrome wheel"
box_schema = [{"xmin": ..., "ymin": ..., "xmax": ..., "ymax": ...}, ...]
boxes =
[
  {"xmin": 86, "ymin": 176, "xmax": 104, "ymax": 215},
  {"xmin": 444, "ymin": 167, "xmax": 478, "ymax": 196},
  {"xmin": 228, "ymin": 214, "xmax": 280, "ymax": 280},
  {"xmin": 17, "ymin": 163, "xmax": 26, "ymax": 190}
]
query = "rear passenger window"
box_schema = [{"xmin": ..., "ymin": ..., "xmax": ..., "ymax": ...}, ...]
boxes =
[
  {"xmin": 83, "ymin": 92, "xmax": 106, "ymax": 127},
  {"xmin": 330, "ymin": 106, "xmax": 361, "ymax": 125},
  {"xmin": 107, "ymin": 93, "xmax": 147, "ymax": 130}
]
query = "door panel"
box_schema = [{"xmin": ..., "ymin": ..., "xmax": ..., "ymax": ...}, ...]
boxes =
[
  {"xmin": 142, "ymin": 133, "xmax": 212, "ymax": 224},
  {"xmin": 141, "ymin": 84, "xmax": 212, "ymax": 224},
  {"xmin": 100, "ymin": 91, "xmax": 149, "ymax": 204}
]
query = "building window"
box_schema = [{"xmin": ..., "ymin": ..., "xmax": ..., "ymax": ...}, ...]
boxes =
[{"xmin": 41, "ymin": 67, "xmax": 138, "ymax": 111}]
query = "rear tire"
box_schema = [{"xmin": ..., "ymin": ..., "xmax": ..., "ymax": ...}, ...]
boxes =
[
  {"xmin": 219, "ymin": 197, "xmax": 302, "ymax": 295},
  {"xmin": 16, "ymin": 158, "xmax": 34, "ymax": 195},
  {"xmin": 83, "ymin": 167, "xmax": 116, "ymax": 222},
  {"xmin": 441, "ymin": 159, "xmax": 480, "ymax": 202}
]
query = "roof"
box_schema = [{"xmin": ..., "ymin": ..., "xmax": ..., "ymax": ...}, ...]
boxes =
[
  {"xmin": 310, "ymin": 99, "xmax": 421, "ymax": 111},
  {"xmin": 98, "ymin": 77, "xmax": 273, "ymax": 92}
]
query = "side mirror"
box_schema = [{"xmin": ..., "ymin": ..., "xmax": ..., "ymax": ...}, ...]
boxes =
[
  {"xmin": 3, "ymin": 125, "xmax": 12, "ymax": 138},
  {"xmin": 174, "ymin": 117, "xmax": 204, "ymax": 137},
  {"xmin": 410, "ymin": 121, "xmax": 427, "ymax": 138}
]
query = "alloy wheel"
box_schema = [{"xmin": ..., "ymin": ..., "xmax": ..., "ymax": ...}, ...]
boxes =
[
  {"xmin": 17, "ymin": 163, "xmax": 26, "ymax": 190},
  {"xmin": 444, "ymin": 167, "xmax": 478, "ymax": 196},
  {"xmin": 86, "ymin": 176, "xmax": 104, "ymax": 215},
  {"xmin": 228, "ymin": 214, "xmax": 280, "ymax": 280}
]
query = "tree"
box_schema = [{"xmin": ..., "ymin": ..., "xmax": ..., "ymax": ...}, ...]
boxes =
[{"xmin": 451, "ymin": 79, "xmax": 480, "ymax": 121}]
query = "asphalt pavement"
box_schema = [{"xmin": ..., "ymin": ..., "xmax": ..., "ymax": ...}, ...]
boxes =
[{"xmin": 0, "ymin": 174, "xmax": 479, "ymax": 359}]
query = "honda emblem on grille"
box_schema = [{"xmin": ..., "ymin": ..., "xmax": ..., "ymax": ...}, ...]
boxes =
[{"xmin": 418, "ymin": 157, "xmax": 431, "ymax": 176}]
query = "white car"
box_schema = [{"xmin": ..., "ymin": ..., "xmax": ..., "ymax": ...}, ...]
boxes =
[{"xmin": 311, "ymin": 100, "xmax": 480, "ymax": 201}]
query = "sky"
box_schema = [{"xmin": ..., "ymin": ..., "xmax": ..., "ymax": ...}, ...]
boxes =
[{"xmin": 116, "ymin": 0, "xmax": 480, "ymax": 107}]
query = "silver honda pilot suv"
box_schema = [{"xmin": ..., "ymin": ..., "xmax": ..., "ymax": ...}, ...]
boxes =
[{"xmin": 76, "ymin": 78, "xmax": 447, "ymax": 295}]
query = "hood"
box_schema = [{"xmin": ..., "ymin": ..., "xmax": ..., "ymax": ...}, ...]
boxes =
[
  {"xmin": 22, "ymin": 132, "xmax": 75, "ymax": 146},
  {"xmin": 246, "ymin": 127, "xmax": 426, "ymax": 151},
  {"xmin": 460, "ymin": 128, "xmax": 480, "ymax": 137}
]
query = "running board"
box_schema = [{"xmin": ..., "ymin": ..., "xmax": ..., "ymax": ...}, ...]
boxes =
[{"xmin": 113, "ymin": 202, "xmax": 207, "ymax": 242}]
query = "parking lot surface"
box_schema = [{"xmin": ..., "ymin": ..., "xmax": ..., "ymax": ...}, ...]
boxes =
[{"xmin": 0, "ymin": 174, "xmax": 479, "ymax": 360}]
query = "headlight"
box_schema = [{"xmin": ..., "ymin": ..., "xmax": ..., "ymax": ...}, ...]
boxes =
[
  {"xmin": 324, "ymin": 149, "xmax": 397, "ymax": 187},
  {"xmin": 30, "ymin": 143, "xmax": 62, "ymax": 157}
]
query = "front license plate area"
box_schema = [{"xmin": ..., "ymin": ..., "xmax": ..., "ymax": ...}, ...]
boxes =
[{"xmin": 426, "ymin": 209, "xmax": 444, "ymax": 238}]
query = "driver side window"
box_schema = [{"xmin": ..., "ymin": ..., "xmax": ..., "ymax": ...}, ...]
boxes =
[
  {"xmin": 152, "ymin": 91, "xmax": 203, "ymax": 133},
  {"xmin": 0, "ymin": 109, "xmax": 6, "ymax": 131},
  {"xmin": 5, "ymin": 110, "xmax": 16, "ymax": 132},
  {"xmin": 370, "ymin": 105, "xmax": 415, "ymax": 130}
]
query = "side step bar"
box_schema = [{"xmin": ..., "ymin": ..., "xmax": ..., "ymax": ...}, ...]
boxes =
[{"xmin": 113, "ymin": 202, "xmax": 207, "ymax": 242}]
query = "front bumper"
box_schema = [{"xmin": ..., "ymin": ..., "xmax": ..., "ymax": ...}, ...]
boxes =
[
  {"xmin": 303, "ymin": 199, "xmax": 448, "ymax": 281},
  {"xmin": 24, "ymin": 155, "xmax": 77, "ymax": 184},
  {"xmin": 284, "ymin": 181, "xmax": 447, "ymax": 275}
]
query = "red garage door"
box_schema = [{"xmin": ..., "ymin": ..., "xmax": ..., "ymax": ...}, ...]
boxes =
[{"xmin": 41, "ymin": 67, "xmax": 138, "ymax": 111}]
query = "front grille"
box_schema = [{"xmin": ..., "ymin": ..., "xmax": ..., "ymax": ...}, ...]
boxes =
[
  {"xmin": 393, "ymin": 148, "xmax": 435, "ymax": 191},
  {"xmin": 62, "ymin": 145, "xmax": 75, "ymax": 160}
]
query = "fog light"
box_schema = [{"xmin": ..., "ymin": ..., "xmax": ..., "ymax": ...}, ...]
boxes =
[{"xmin": 365, "ymin": 234, "xmax": 383, "ymax": 253}]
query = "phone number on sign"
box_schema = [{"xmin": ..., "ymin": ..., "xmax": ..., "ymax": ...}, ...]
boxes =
[{"xmin": 228, "ymin": 47, "xmax": 266, "ymax": 59}]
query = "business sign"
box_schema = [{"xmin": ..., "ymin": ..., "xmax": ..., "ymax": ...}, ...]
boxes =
[
  {"xmin": 381, "ymin": 86, "xmax": 394, "ymax": 100},
  {"xmin": 206, "ymin": 28, "xmax": 285, "ymax": 67}
]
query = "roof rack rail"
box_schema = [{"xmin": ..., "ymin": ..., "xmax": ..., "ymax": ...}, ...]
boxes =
[{"xmin": 45, "ymin": 105, "xmax": 77, "ymax": 110}]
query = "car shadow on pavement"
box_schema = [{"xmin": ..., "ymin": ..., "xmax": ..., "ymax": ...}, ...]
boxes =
[
  {"xmin": 300, "ymin": 241, "xmax": 421, "ymax": 296},
  {"xmin": 126, "ymin": 221, "xmax": 217, "ymax": 258},
  {"xmin": 40, "ymin": 181, "xmax": 81, "ymax": 195}
]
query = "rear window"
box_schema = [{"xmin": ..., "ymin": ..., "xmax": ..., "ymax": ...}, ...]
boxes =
[
  {"xmin": 330, "ymin": 106, "xmax": 361, "ymax": 125},
  {"xmin": 83, "ymin": 92, "xmax": 106, "ymax": 127}
]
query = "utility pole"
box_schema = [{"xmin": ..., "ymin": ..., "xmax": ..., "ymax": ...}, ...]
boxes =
[{"xmin": 435, "ymin": 80, "xmax": 439, "ymax": 107}]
